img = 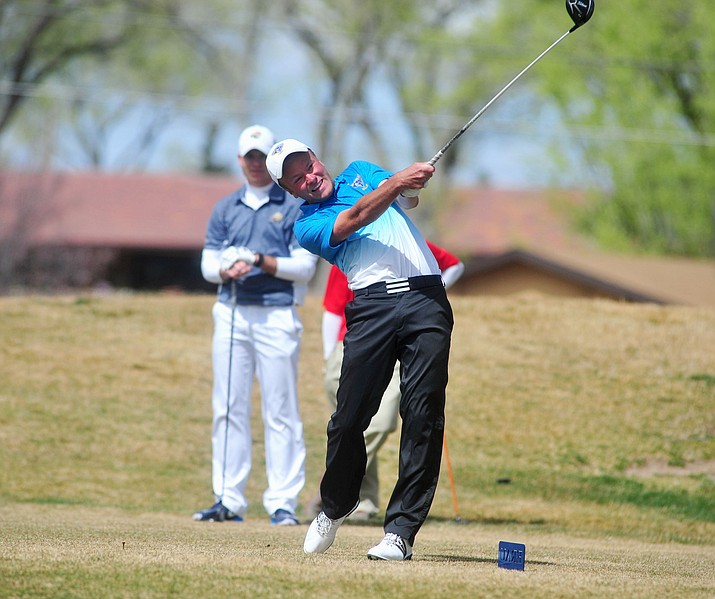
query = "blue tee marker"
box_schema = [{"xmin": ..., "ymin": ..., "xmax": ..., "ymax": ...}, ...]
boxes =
[{"xmin": 498, "ymin": 541, "xmax": 526, "ymax": 571}]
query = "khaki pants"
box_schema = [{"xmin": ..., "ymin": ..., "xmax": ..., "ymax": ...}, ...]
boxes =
[{"xmin": 324, "ymin": 342, "xmax": 400, "ymax": 515}]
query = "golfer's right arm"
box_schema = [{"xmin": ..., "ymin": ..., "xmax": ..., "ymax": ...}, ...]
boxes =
[{"xmin": 330, "ymin": 162, "xmax": 434, "ymax": 245}]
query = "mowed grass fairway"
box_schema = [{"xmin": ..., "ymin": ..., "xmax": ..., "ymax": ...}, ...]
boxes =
[{"xmin": 1, "ymin": 292, "xmax": 714, "ymax": 598}]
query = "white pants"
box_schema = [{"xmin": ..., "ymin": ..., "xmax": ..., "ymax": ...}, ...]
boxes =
[{"xmin": 210, "ymin": 301, "xmax": 306, "ymax": 517}]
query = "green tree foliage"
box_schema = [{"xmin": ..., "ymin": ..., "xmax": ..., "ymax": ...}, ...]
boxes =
[
  {"xmin": 0, "ymin": 0, "xmax": 262, "ymax": 170},
  {"xmin": 494, "ymin": 0, "xmax": 715, "ymax": 257},
  {"xmin": 0, "ymin": 0, "xmax": 161, "ymax": 134},
  {"xmin": 276, "ymin": 0, "xmax": 471, "ymax": 168},
  {"xmin": 381, "ymin": 2, "xmax": 500, "ymax": 175},
  {"xmin": 5, "ymin": 1, "xmax": 714, "ymax": 261}
]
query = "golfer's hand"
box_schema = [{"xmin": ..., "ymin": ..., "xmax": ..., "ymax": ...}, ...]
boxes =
[
  {"xmin": 398, "ymin": 162, "xmax": 434, "ymax": 197},
  {"xmin": 219, "ymin": 246, "xmax": 256, "ymax": 280},
  {"xmin": 224, "ymin": 260, "xmax": 253, "ymax": 280}
]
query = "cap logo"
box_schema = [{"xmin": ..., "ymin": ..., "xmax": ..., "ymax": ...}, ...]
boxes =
[{"xmin": 272, "ymin": 143, "xmax": 285, "ymax": 156}]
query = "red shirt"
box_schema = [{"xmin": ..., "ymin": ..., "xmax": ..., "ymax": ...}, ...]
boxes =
[{"xmin": 323, "ymin": 241, "xmax": 460, "ymax": 341}]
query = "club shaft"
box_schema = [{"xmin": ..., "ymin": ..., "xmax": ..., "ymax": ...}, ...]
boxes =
[
  {"xmin": 220, "ymin": 282, "xmax": 237, "ymax": 499},
  {"xmin": 443, "ymin": 433, "xmax": 460, "ymax": 518},
  {"xmin": 429, "ymin": 29, "xmax": 572, "ymax": 166}
]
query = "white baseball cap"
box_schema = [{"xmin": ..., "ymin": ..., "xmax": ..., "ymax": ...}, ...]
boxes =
[
  {"xmin": 238, "ymin": 125, "xmax": 275, "ymax": 157},
  {"xmin": 266, "ymin": 139, "xmax": 311, "ymax": 184}
]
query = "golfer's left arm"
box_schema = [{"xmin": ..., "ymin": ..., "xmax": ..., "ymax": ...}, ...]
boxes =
[
  {"xmin": 201, "ymin": 246, "xmax": 317, "ymax": 282},
  {"xmin": 271, "ymin": 247, "xmax": 318, "ymax": 282},
  {"xmin": 441, "ymin": 262, "xmax": 465, "ymax": 289}
]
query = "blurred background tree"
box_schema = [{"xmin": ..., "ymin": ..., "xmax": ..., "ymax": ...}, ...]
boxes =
[
  {"xmin": 1, "ymin": 0, "xmax": 713, "ymax": 257},
  {"xmin": 0, "ymin": 0, "xmax": 262, "ymax": 170},
  {"xmin": 491, "ymin": 0, "xmax": 715, "ymax": 256}
]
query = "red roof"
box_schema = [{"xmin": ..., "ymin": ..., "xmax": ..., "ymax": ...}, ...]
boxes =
[
  {"xmin": 437, "ymin": 186, "xmax": 715, "ymax": 307},
  {"xmin": 436, "ymin": 186, "xmax": 590, "ymax": 255},
  {"xmin": 3, "ymin": 170, "xmax": 714, "ymax": 306},
  {"xmin": 2, "ymin": 170, "xmax": 238, "ymax": 250}
]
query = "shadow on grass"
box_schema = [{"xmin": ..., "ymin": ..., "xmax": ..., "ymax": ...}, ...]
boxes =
[
  {"xmin": 428, "ymin": 515, "xmax": 549, "ymax": 526},
  {"xmin": 346, "ymin": 515, "xmax": 550, "ymax": 527},
  {"xmin": 424, "ymin": 554, "xmax": 556, "ymax": 566}
]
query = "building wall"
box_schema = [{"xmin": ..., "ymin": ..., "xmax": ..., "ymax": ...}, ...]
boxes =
[{"xmin": 451, "ymin": 263, "xmax": 613, "ymax": 300}]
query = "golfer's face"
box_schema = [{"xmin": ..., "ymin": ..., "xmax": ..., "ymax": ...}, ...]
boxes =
[{"xmin": 282, "ymin": 151, "xmax": 333, "ymax": 203}]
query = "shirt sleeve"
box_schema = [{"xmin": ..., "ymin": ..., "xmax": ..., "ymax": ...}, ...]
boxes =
[
  {"xmin": 426, "ymin": 240, "xmax": 460, "ymax": 269},
  {"xmin": 440, "ymin": 262, "xmax": 464, "ymax": 289},
  {"xmin": 274, "ymin": 246, "xmax": 319, "ymax": 283},
  {"xmin": 204, "ymin": 199, "xmax": 229, "ymax": 251},
  {"xmin": 322, "ymin": 265, "xmax": 352, "ymax": 315},
  {"xmin": 201, "ymin": 248, "xmax": 223, "ymax": 284},
  {"xmin": 322, "ymin": 311, "xmax": 344, "ymax": 360},
  {"xmin": 426, "ymin": 240, "xmax": 464, "ymax": 289},
  {"xmin": 294, "ymin": 206, "xmax": 342, "ymax": 264}
]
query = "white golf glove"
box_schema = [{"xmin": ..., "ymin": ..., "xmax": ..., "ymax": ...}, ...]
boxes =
[
  {"xmin": 220, "ymin": 246, "xmax": 256, "ymax": 270},
  {"xmin": 401, "ymin": 181, "xmax": 428, "ymax": 198}
]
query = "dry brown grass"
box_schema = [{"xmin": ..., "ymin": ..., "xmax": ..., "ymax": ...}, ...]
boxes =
[
  {"xmin": 1, "ymin": 292, "xmax": 714, "ymax": 598},
  {"xmin": 1, "ymin": 505, "xmax": 713, "ymax": 598}
]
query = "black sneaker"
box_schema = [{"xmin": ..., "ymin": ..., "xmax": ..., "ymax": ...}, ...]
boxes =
[
  {"xmin": 270, "ymin": 509, "xmax": 300, "ymax": 526},
  {"xmin": 192, "ymin": 501, "xmax": 243, "ymax": 522}
]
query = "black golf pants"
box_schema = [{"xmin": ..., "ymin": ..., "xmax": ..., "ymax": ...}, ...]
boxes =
[{"xmin": 320, "ymin": 282, "xmax": 453, "ymax": 545}]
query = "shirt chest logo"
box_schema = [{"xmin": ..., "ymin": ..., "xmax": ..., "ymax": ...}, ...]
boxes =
[{"xmin": 350, "ymin": 174, "xmax": 368, "ymax": 191}]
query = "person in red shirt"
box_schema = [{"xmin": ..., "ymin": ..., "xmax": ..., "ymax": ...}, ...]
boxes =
[{"xmin": 308, "ymin": 241, "xmax": 464, "ymax": 520}]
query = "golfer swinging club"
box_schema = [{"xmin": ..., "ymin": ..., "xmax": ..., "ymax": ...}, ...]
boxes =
[{"xmin": 267, "ymin": 140, "xmax": 453, "ymax": 561}]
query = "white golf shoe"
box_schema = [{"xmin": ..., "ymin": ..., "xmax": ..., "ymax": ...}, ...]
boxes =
[
  {"xmin": 303, "ymin": 502, "xmax": 358, "ymax": 554},
  {"xmin": 367, "ymin": 533, "xmax": 413, "ymax": 561}
]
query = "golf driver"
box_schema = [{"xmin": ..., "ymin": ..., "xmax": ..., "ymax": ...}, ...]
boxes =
[{"xmin": 426, "ymin": 0, "xmax": 595, "ymax": 168}]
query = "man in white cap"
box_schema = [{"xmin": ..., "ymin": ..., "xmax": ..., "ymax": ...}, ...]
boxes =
[
  {"xmin": 193, "ymin": 126, "xmax": 318, "ymax": 526},
  {"xmin": 266, "ymin": 140, "xmax": 453, "ymax": 561}
]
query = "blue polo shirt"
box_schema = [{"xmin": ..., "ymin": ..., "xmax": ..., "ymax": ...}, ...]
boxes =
[
  {"xmin": 205, "ymin": 184, "xmax": 303, "ymax": 306},
  {"xmin": 294, "ymin": 161, "xmax": 439, "ymax": 288}
]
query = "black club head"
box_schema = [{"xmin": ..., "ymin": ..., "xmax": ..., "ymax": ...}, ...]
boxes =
[{"xmin": 566, "ymin": 0, "xmax": 595, "ymax": 31}]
